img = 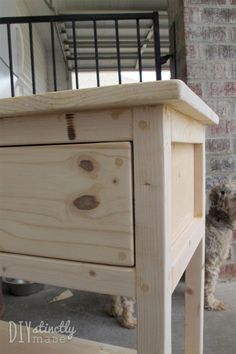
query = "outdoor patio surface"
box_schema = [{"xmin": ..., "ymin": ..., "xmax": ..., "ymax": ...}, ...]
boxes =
[{"xmin": 2, "ymin": 280, "xmax": 236, "ymax": 354}]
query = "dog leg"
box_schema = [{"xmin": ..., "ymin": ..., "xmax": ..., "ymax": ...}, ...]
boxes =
[
  {"xmin": 204, "ymin": 261, "xmax": 225, "ymax": 311},
  {"xmin": 118, "ymin": 297, "xmax": 136, "ymax": 329},
  {"xmin": 110, "ymin": 296, "xmax": 124, "ymax": 318}
]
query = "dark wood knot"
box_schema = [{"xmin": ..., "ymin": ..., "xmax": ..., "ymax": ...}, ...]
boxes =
[
  {"xmin": 73, "ymin": 195, "xmax": 100, "ymax": 210},
  {"xmin": 79, "ymin": 159, "xmax": 94, "ymax": 172}
]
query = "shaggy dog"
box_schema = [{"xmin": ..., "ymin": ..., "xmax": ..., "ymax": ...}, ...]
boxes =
[
  {"xmin": 110, "ymin": 295, "xmax": 136, "ymax": 329},
  {"xmin": 111, "ymin": 183, "xmax": 236, "ymax": 328},
  {"xmin": 205, "ymin": 183, "xmax": 236, "ymax": 310}
]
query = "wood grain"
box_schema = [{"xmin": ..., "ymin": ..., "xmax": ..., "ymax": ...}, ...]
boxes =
[
  {"xmin": 171, "ymin": 219, "xmax": 205, "ymax": 292},
  {"xmin": 0, "ymin": 253, "xmax": 135, "ymax": 297},
  {"xmin": 172, "ymin": 143, "xmax": 194, "ymax": 243},
  {"xmin": 133, "ymin": 105, "xmax": 172, "ymax": 354},
  {"xmin": 0, "ymin": 320, "xmax": 136, "ymax": 354},
  {"xmin": 0, "ymin": 142, "xmax": 134, "ymax": 266},
  {"xmin": 194, "ymin": 144, "xmax": 204, "ymax": 218},
  {"xmin": 0, "ymin": 80, "xmax": 218, "ymax": 125},
  {"xmin": 0, "ymin": 109, "xmax": 132, "ymax": 146},
  {"xmin": 185, "ymin": 139, "xmax": 205, "ymax": 354},
  {"xmin": 185, "ymin": 239, "xmax": 205, "ymax": 354},
  {"xmin": 170, "ymin": 108, "xmax": 205, "ymax": 144}
]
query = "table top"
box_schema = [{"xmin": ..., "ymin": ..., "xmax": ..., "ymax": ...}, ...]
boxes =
[{"xmin": 0, "ymin": 80, "xmax": 218, "ymax": 125}]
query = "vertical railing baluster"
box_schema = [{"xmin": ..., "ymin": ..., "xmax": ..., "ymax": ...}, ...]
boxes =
[
  {"xmin": 7, "ymin": 23, "xmax": 15, "ymax": 97},
  {"xmin": 93, "ymin": 20, "xmax": 100, "ymax": 87},
  {"xmin": 29, "ymin": 22, "xmax": 36, "ymax": 94},
  {"xmin": 153, "ymin": 12, "xmax": 162, "ymax": 80},
  {"xmin": 72, "ymin": 20, "xmax": 79, "ymax": 89},
  {"xmin": 115, "ymin": 19, "xmax": 122, "ymax": 84},
  {"xmin": 136, "ymin": 19, "xmax": 142, "ymax": 82},
  {"xmin": 50, "ymin": 21, "xmax": 57, "ymax": 91}
]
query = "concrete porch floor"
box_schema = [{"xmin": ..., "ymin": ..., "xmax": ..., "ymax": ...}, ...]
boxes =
[{"xmin": 1, "ymin": 281, "xmax": 236, "ymax": 354}]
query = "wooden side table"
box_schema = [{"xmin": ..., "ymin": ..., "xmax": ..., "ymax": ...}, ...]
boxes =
[{"xmin": 0, "ymin": 80, "xmax": 218, "ymax": 354}]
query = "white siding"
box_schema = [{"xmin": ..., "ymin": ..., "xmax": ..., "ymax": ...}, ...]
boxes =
[
  {"xmin": 0, "ymin": 0, "xmax": 48, "ymax": 97},
  {"xmin": 15, "ymin": 1, "xmax": 48, "ymax": 95},
  {"xmin": 47, "ymin": 50, "xmax": 71, "ymax": 92}
]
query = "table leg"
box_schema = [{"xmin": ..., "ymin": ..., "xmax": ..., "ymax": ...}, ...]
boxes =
[{"xmin": 185, "ymin": 239, "xmax": 204, "ymax": 354}]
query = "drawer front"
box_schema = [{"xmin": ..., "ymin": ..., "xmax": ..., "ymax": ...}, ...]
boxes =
[{"xmin": 0, "ymin": 142, "xmax": 134, "ymax": 266}]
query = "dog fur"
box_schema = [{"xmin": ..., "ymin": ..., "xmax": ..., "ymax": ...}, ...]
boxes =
[
  {"xmin": 110, "ymin": 183, "xmax": 236, "ymax": 328},
  {"xmin": 110, "ymin": 296, "xmax": 136, "ymax": 329},
  {"xmin": 205, "ymin": 183, "xmax": 236, "ymax": 311}
]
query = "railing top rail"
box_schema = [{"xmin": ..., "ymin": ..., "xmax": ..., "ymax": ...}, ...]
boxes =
[{"xmin": 0, "ymin": 12, "xmax": 158, "ymax": 24}]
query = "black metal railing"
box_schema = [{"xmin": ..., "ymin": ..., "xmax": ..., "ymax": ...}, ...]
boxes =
[{"xmin": 0, "ymin": 13, "xmax": 173, "ymax": 97}]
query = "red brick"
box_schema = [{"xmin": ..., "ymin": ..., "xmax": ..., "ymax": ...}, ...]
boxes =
[
  {"xmin": 188, "ymin": 82, "xmax": 203, "ymax": 96},
  {"xmin": 187, "ymin": 63, "xmax": 204, "ymax": 79},
  {"xmin": 202, "ymin": 8, "xmax": 229, "ymax": 24},
  {"xmin": 206, "ymin": 63, "xmax": 226, "ymax": 79},
  {"xmin": 205, "ymin": 45, "xmax": 236, "ymax": 60},
  {"xmin": 207, "ymin": 82, "xmax": 236, "ymax": 97},
  {"xmin": 184, "ymin": 7, "xmax": 201, "ymax": 23},
  {"xmin": 206, "ymin": 175, "xmax": 229, "ymax": 190},
  {"xmin": 208, "ymin": 120, "xmax": 228, "ymax": 136},
  {"xmin": 208, "ymin": 120, "xmax": 236, "ymax": 136},
  {"xmin": 232, "ymin": 138, "xmax": 236, "ymax": 152},
  {"xmin": 231, "ymin": 0, "xmax": 236, "ymax": 4},
  {"xmin": 186, "ymin": 0, "xmax": 226, "ymax": 3},
  {"xmin": 186, "ymin": 44, "xmax": 203, "ymax": 60},
  {"xmin": 230, "ymin": 241, "xmax": 236, "ymax": 261},
  {"xmin": 233, "ymin": 63, "xmax": 236, "ymax": 79},
  {"xmin": 206, "ymin": 100, "xmax": 235, "ymax": 117},
  {"xmin": 209, "ymin": 156, "xmax": 235, "ymax": 172},
  {"xmin": 206, "ymin": 138, "xmax": 230, "ymax": 153},
  {"xmin": 220, "ymin": 263, "xmax": 236, "ymax": 279},
  {"xmin": 185, "ymin": 26, "xmax": 227, "ymax": 42},
  {"xmin": 202, "ymin": 0, "xmax": 226, "ymax": 3},
  {"xmin": 228, "ymin": 120, "xmax": 236, "ymax": 133},
  {"xmin": 232, "ymin": 27, "xmax": 236, "ymax": 41},
  {"xmin": 202, "ymin": 26, "xmax": 227, "ymax": 42},
  {"xmin": 229, "ymin": 8, "xmax": 236, "ymax": 23},
  {"xmin": 224, "ymin": 82, "xmax": 236, "ymax": 95}
]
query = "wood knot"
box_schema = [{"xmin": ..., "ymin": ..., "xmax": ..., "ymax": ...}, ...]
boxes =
[
  {"xmin": 79, "ymin": 159, "xmax": 94, "ymax": 172},
  {"xmin": 89, "ymin": 270, "xmax": 96, "ymax": 277},
  {"xmin": 144, "ymin": 182, "xmax": 151, "ymax": 186},
  {"xmin": 186, "ymin": 287, "xmax": 194, "ymax": 295},
  {"xmin": 141, "ymin": 283, "xmax": 149, "ymax": 293},
  {"xmin": 118, "ymin": 252, "xmax": 127, "ymax": 261},
  {"xmin": 115, "ymin": 158, "xmax": 123, "ymax": 167},
  {"xmin": 73, "ymin": 195, "xmax": 100, "ymax": 210},
  {"xmin": 138, "ymin": 120, "xmax": 148, "ymax": 130}
]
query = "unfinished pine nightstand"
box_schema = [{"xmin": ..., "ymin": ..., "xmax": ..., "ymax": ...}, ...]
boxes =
[{"xmin": 0, "ymin": 80, "xmax": 218, "ymax": 354}]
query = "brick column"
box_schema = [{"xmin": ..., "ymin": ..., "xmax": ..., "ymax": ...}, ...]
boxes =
[{"xmin": 168, "ymin": 0, "xmax": 236, "ymax": 279}]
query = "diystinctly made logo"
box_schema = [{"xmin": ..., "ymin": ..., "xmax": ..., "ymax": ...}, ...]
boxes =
[{"xmin": 8, "ymin": 320, "xmax": 77, "ymax": 344}]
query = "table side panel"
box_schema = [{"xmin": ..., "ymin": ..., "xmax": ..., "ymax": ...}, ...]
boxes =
[{"xmin": 170, "ymin": 107, "xmax": 205, "ymax": 292}]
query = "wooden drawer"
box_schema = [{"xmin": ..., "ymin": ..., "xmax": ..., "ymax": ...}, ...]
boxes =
[{"xmin": 0, "ymin": 142, "xmax": 134, "ymax": 266}]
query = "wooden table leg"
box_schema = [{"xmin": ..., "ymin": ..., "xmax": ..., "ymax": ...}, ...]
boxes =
[
  {"xmin": 133, "ymin": 106, "xmax": 172, "ymax": 354},
  {"xmin": 185, "ymin": 239, "xmax": 205, "ymax": 354}
]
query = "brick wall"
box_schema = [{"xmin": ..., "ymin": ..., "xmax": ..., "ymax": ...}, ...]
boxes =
[{"xmin": 168, "ymin": 0, "xmax": 236, "ymax": 279}]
